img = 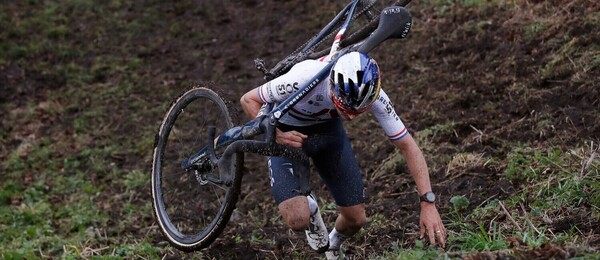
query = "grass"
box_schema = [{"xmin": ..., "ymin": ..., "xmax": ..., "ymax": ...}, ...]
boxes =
[
  {"xmin": 437, "ymin": 144, "xmax": 600, "ymax": 257},
  {"xmin": 424, "ymin": 0, "xmax": 503, "ymax": 15},
  {"xmin": 1, "ymin": 0, "xmax": 599, "ymax": 258}
]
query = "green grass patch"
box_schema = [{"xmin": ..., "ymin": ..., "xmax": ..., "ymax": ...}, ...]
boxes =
[
  {"xmin": 450, "ymin": 222, "xmax": 509, "ymax": 251},
  {"xmin": 524, "ymin": 21, "xmax": 551, "ymax": 40},
  {"xmin": 425, "ymin": 0, "xmax": 501, "ymax": 15},
  {"xmin": 378, "ymin": 240, "xmax": 444, "ymax": 259},
  {"xmin": 443, "ymin": 144, "xmax": 600, "ymax": 255},
  {"xmin": 504, "ymin": 146, "xmax": 597, "ymax": 210},
  {"xmin": 1, "ymin": 0, "xmax": 598, "ymax": 258}
]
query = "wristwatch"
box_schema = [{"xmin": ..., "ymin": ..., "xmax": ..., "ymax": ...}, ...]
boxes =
[{"xmin": 419, "ymin": 191, "xmax": 436, "ymax": 203}]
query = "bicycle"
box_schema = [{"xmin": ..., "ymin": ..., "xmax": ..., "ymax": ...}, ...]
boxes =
[{"xmin": 152, "ymin": 0, "xmax": 413, "ymax": 252}]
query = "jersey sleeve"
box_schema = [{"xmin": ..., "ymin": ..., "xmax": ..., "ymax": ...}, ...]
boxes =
[
  {"xmin": 370, "ymin": 90, "xmax": 409, "ymax": 141},
  {"xmin": 257, "ymin": 60, "xmax": 326, "ymax": 104}
]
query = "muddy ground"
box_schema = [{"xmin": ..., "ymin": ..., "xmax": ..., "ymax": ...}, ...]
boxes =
[
  {"xmin": 148, "ymin": 1, "xmax": 599, "ymax": 258},
  {"xmin": 1, "ymin": 0, "xmax": 598, "ymax": 259}
]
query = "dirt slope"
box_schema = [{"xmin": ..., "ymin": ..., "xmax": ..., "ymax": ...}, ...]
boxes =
[{"xmin": 1, "ymin": 0, "xmax": 598, "ymax": 259}]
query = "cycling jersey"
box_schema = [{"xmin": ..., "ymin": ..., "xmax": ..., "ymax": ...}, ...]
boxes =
[{"xmin": 257, "ymin": 59, "xmax": 408, "ymax": 141}]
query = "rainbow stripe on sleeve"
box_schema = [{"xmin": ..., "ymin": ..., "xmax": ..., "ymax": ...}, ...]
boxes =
[
  {"xmin": 257, "ymin": 86, "xmax": 267, "ymax": 103},
  {"xmin": 389, "ymin": 128, "xmax": 408, "ymax": 141}
]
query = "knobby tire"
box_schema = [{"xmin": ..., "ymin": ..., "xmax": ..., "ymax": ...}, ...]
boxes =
[{"xmin": 152, "ymin": 86, "xmax": 243, "ymax": 252}]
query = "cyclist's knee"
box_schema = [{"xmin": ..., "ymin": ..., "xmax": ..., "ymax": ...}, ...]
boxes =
[
  {"xmin": 278, "ymin": 196, "xmax": 310, "ymax": 232},
  {"xmin": 340, "ymin": 204, "xmax": 367, "ymax": 229},
  {"xmin": 346, "ymin": 214, "xmax": 367, "ymax": 229},
  {"xmin": 284, "ymin": 214, "xmax": 310, "ymax": 231}
]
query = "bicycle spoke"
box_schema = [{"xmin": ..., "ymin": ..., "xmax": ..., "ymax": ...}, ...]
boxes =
[
  {"xmin": 152, "ymin": 87, "xmax": 242, "ymax": 251},
  {"xmin": 210, "ymin": 183, "xmax": 225, "ymax": 206}
]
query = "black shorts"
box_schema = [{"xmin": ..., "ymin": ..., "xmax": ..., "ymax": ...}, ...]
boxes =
[{"xmin": 268, "ymin": 119, "xmax": 365, "ymax": 207}]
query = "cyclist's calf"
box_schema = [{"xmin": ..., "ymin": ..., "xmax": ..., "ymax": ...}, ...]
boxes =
[{"xmin": 337, "ymin": 204, "xmax": 367, "ymax": 234}]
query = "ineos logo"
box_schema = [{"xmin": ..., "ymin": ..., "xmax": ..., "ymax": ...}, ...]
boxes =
[
  {"xmin": 276, "ymin": 82, "xmax": 300, "ymax": 95},
  {"xmin": 401, "ymin": 22, "xmax": 412, "ymax": 38},
  {"xmin": 383, "ymin": 7, "xmax": 403, "ymax": 15}
]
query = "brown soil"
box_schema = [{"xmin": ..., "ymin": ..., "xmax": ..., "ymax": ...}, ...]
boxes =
[
  {"xmin": 153, "ymin": 1, "xmax": 598, "ymax": 258},
  {"xmin": 1, "ymin": 0, "xmax": 598, "ymax": 259}
]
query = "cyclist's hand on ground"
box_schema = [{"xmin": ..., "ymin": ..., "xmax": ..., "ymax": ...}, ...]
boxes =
[
  {"xmin": 419, "ymin": 203, "xmax": 447, "ymax": 249},
  {"xmin": 275, "ymin": 128, "xmax": 307, "ymax": 148}
]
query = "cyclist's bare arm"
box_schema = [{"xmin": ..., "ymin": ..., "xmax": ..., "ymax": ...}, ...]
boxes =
[
  {"xmin": 392, "ymin": 134, "xmax": 447, "ymax": 248},
  {"xmin": 240, "ymin": 88, "xmax": 307, "ymax": 148},
  {"xmin": 240, "ymin": 88, "xmax": 263, "ymax": 119},
  {"xmin": 393, "ymin": 134, "xmax": 432, "ymax": 194}
]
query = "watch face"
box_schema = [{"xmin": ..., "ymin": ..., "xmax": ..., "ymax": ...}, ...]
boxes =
[
  {"xmin": 420, "ymin": 192, "xmax": 436, "ymax": 203},
  {"xmin": 426, "ymin": 192, "xmax": 436, "ymax": 202}
]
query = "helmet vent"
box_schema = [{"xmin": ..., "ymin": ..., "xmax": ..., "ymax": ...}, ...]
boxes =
[
  {"xmin": 356, "ymin": 71, "xmax": 364, "ymax": 85},
  {"xmin": 348, "ymin": 78, "xmax": 356, "ymax": 99},
  {"xmin": 337, "ymin": 73, "xmax": 346, "ymax": 95},
  {"xmin": 359, "ymin": 81, "xmax": 370, "ymax": 99}
]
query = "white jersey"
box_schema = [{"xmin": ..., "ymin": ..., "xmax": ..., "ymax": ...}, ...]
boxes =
[{"xmin": 257, "ymin": 60, "xmax": 408, "ymax": 141}]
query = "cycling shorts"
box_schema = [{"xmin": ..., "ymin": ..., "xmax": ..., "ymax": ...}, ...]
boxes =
[{"xmin": 268, "ymin": 118, "xmax": 365, "ymax": 207}]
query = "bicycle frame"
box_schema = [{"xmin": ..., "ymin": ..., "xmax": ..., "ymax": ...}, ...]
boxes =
[{"xmin": 182, "ymin": 1, "xmax": 413, "ymax": 182}]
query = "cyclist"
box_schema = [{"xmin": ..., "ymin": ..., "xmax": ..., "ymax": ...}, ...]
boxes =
[{"xmin": 240, "ymin": 51, "xmax": 446, "ymax": 258}]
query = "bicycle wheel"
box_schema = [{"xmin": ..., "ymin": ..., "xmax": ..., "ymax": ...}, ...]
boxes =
[{"xmin": 152, "ymin": 86, "xmax": 243, "ymax": 252}]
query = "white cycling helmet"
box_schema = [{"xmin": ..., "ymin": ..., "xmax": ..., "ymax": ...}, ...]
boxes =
[{"xmin": 330, "ymin": 52, "xmax": 381, "ymax": 114}]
